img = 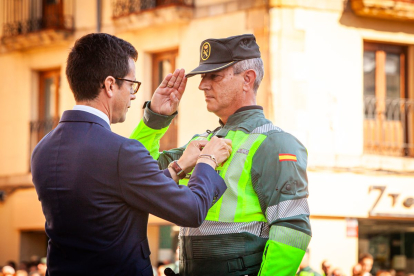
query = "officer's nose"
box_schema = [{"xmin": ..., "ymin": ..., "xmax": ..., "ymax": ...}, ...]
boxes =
[
  {"xmin": 130, "ymin": 93, "xmax": 136, "ymax": 101},
  {"xmin": 198, "ymin": 78, "xmax": 210, "ymax": 91}
]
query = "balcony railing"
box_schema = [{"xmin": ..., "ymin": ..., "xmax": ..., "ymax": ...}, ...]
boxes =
[
  {"xmin": 2, "ymin": 0, "xmax": 74, "ymax": 38},
  {"xmin": 364, "ymin": 96, "xmax": 414, "ymax": 157},
  {"xmin": 29, "ymin": 117, "xmax": 60, "ymax": 170},
  {"xmin": 112, "ymin": 0, "xmax": 193, "ymax": 18},
  {"xmin": 351, "ymin": 0, "xmax": 414, "ymax": 21}
]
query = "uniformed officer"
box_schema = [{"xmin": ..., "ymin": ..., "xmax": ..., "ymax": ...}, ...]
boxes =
[{"xmin": 131, "ymin": 34, "xmax": 312, "ymax": 276}]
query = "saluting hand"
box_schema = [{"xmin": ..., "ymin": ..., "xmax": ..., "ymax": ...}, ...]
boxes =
[{"xmin": 150, "ymin": 68, "xmax": 187, "ymax": 116}]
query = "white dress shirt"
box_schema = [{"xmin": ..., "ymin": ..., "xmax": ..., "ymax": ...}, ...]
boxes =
[{"xmin": 73, "ymin": 105, "xmax": 110, "ymax": 127}]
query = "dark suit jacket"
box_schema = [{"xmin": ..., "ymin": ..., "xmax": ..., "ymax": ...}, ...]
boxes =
[{"xmin": 31, "ymin": 110, "xmax": 226, "ymax": 276}]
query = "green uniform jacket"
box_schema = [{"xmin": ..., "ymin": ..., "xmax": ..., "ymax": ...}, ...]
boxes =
[{"xmin": 131, "ymin": 104, "xmax": 312, "ymax": 276}]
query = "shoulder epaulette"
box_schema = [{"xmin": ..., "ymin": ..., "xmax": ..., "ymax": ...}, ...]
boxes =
[{"xmin": 251, "ymin": 123, "xmax": 282, "ymax": 134}]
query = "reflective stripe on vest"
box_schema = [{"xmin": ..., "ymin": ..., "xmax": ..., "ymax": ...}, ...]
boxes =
[
  {"xmin": 179, "ymin": 221, "xmax": 269, "ymax": 238},
  {"xmin": 266, "ymin": 198, "xmax": 310, "ymax": 222}
]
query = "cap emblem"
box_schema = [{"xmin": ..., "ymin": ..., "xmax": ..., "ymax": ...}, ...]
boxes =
[
  {"xmin": 240, "ymin": 38, "xmax": 250, "ymax": 48},
  {"xmin": 201, "ymin": 42, "xmax": 211, "ymax": 61}
]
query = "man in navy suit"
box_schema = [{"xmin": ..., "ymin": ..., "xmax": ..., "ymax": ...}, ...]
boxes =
[{"xmin": 31, "ymin": 33, "xmax": 231, "ymax": 276}]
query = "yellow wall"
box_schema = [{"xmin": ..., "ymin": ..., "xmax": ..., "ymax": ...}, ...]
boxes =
[
  {"xmin": 309, "ymin": 218, "xmax": 358, "ymax": 276},
  {"xmin": 308, "ymin": 170, "xmax": 414, "ymax": 218},
  {"xmin": 0, "ymin": 52, "xmax": 28, "ymax": 176},
  {"xmin": 0, "ymin": 188, "xmax": 44, "ymax": 264},
  {"xmin": 147, "ymin": 225, "xmax": 160, "ymax": 266}
]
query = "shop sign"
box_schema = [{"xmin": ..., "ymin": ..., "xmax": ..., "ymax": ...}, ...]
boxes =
[
  {"xmin": 346, "ymin": 218, "xmax": 358, "ymax": 237},
  {"xmin": 369, "ymin": 185, "xmax": 414, "ymax": 218}
]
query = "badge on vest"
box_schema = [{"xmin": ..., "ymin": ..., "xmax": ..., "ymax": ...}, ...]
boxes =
[
  {"xmin": 279, "ymin": 153, "xmax": 297, "ymax": 162},
  {"xmin": 236, "ymin": 148, "xmax": 249, "ymax": 155}
]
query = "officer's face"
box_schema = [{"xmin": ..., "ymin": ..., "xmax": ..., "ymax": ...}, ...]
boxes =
[{"xmin": 198, "ymin": 66, "xmax": 245, "ymax": 120}]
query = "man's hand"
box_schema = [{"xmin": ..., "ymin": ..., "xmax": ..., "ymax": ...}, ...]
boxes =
[
  {"xmin": 177, "ymin": 140, "xmax": 208, "ymax": 173},
  {"xmin": 197, "ymin": 137, "xmax": 232, "ymax": 168},
  {"xmin": 150, "ymin": 68, "xmax": 187, "ymax": 115}
]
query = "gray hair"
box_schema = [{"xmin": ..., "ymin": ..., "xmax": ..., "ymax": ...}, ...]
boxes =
[{"xmin": 232, "ymin": 57, "xmax": 264, "ymax": 93}]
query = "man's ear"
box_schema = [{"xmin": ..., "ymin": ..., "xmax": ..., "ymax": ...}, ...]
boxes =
[
  {"xmin": 103, "ymin": 76, "xmax": 116, "ymax": 98},
  {"xmin": 243, "ymin": 69, "xmax": 256, "ymax": 92}
]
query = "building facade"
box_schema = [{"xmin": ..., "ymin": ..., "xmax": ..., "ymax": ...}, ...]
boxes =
[{"xmin": 0, "ymin": 0, "xmax": 413, "ymax": 274}]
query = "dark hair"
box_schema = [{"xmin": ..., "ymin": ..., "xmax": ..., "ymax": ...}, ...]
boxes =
[
  {"xmin": 359, "ymin": 253, "xmax": 373, "ymax": 262},
  {"xmin": 66, "ymin": 33, "xmax": 138, "ymax": 102},
  {"xmin": 6, "ymin": 260, "xmax": 16, "ymax": 270}
]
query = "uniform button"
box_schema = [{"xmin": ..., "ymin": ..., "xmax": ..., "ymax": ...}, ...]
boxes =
[{"xmin": 286, "ymin": 184, "xmax": 291, "ymax": 191}]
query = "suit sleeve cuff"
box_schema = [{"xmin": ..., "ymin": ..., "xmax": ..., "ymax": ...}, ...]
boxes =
[
  {"xmin": 143, "ymin": 101, "xmax": 177, "ymax": 130},
  {"xmin": 163, "ymin": 168, "xmax": 172, "ymax": 178}
]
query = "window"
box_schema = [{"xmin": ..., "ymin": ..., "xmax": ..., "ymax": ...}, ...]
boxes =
[
  {"xmin": 152, "ymin": 50, "xmax": 179, "ymax": 152},
  {"xmin": 20, "ymin": 231, "xmax": 48, "ymax": 263},
  {"xmin": 29, "ymin": 69, "xmax": 60, "ymax": 168},
  {"xmin": 363, "ymin": 42, "xmax": 414, "ymax": 157},
  {"xmin": 42, "ymin": 0, "xmax": 65, "ymax": 30}
]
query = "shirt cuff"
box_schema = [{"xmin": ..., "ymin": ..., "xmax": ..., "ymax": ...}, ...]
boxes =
[{"xmin": 143, "ymin": 101, "xmax": 177, "ymax": 130}]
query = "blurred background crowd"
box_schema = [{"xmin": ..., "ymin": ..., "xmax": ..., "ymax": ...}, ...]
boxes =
[
  {"xmin": 296, "ymin": 251, "xmax": 414, "ymax": 276},
  {"xmin": 0, "ymin": 256, "xmax": 46, "ymax": 276},
  {"xmin": 2, "ymin": 250, "xmax": 414, "ymax": 276}
]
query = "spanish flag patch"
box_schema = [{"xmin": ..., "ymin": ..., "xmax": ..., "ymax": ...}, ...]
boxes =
[{"xmin": 279, "ymin": 154, "xmax": 297, "ymax": 162}]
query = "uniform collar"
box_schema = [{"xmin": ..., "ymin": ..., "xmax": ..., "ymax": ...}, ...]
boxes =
[{"xmin": 216, "ymin": 105, "xmax": 264, "ymax": 136}]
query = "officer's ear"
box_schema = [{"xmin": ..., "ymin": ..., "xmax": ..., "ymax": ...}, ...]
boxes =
[{"xmin": 243, "ymin": 69, "xmax": 256, "ymax": 92}]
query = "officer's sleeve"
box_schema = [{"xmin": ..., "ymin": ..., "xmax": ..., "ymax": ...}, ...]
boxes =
[
  {"xmin": 252, "ymin": 132, "xmax": 311, "ymax": 276},
  {"xmin": 130, "ymin": 102, "xmax": 186, "ymax": 169}
]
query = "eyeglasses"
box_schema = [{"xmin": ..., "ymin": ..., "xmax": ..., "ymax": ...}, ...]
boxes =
[{"xmin": 115, "ymin": 77, "xmax": 141, "ymax": 94}]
